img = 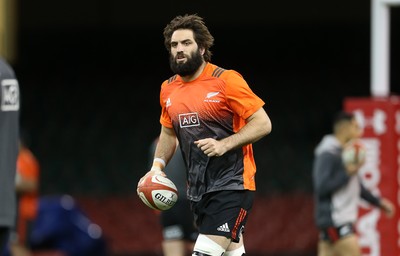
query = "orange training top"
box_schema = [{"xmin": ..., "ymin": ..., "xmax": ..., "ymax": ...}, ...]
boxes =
[
  {"xmin": 16, "ymin": 147, "xmax": 39, "ymax": 220},
  {"xmin": 159, "ymin": 62, "xmax": 265, "ymax": 202}
]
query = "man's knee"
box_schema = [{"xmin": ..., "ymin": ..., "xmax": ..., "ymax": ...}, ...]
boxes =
[
  {"xmin": 224, "ymin": 245, "xmax": 246, "ymax": 256},
  {"xmin": 334, "ymin": 234, "xmax": 361, "ymax": 256},
  {"xmin": 192, "ymin": 234, "xmax": 225, "ymax": 256}
]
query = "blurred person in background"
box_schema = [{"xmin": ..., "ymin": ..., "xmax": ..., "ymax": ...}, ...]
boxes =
[
  {"xmin": 149, "ymin": 137, "xmax": 198, "ymax": 256},
  {"xmin": 312, "ymin": 111, "xmax": 395, "ymax": 256},
  {"xmin": 0, "ymin": 57, "xmax": 20, "ymax": 253},
  {"xmin": 138, "ymin": 14, "xmax": 272, "ymax": 256},
  {"xmin": 9, "ymin": 138, "xmax": 40, "ymax": 256}
]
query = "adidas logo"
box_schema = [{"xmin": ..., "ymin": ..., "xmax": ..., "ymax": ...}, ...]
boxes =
[
  {"xmin": 166, "ymin": 98, "xmax": 171, "ymax": 108},
  {"xmin": 217, "ymin": 223, "xmax": 230, "ymax": 232}
]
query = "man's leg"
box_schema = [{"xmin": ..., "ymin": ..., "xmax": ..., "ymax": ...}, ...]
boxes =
[
  {"xmin": 192, "ymin": 234, "xmax": 246, "ymax": 256},
  {"xmin": 225, "ymin": 236, "xmax": 245, "ymax": 256},
  {"xmin": 317, "ymin": 240, "xmax": 334, "ymax": 256},
  {"xmin": 192, "ymin": 234, "xmax": 227, "ymax": 256},
  {"xmin": 162, "ymin": 239, "xmax": 186, "ymax": 256},
  {"xmin": 333, "ymin": 234, "xmax": 361, "ymax": 256}
]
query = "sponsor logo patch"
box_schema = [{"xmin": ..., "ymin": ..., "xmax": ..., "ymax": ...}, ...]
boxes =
[
  {"xmin": 179, "ymin": 112, "xmax": 200, "ymax": 128},
  {"xmin": 1, "ymin": 79, "xmax": 19, "ymax": 111}
]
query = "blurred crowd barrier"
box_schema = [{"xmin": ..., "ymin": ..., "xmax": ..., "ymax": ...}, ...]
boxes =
[{"xmin": 25, "ymin": 192, "xmax": 316, "ymax": 256}]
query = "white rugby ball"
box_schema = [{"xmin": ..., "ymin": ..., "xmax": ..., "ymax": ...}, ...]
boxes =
[
  {"xmin": 137, "ymin": 174, "xmax": 178, "ymax": 211},
  {"xmin": 342, "ymin": 140, "xmax": 366, "ymax": 165}
]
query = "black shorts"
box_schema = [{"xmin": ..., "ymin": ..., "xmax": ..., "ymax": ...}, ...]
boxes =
[
  {"xmin": 319, "ymin": 223, "xmax": 356, "ymax": 243},
  {"xmin": 161, "ymin": 199, "xmax": 198, "ymax": 242},
  {"xmin": 190, "ymin": 190, "xmax": 255, "ymax": 243}
]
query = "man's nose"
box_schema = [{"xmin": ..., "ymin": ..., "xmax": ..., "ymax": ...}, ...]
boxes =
[{"xmin": 176, "ymin": 43, "xmax": 184, "ymax": 52}]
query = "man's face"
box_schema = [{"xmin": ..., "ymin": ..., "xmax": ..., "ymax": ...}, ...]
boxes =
[
  {"xmin": 348, "ymin": 118, "xmax": 363, "ymax": 140},
  {"xmin": 169, "ymin": 29, "xmax": 204, "ymax": 76}
]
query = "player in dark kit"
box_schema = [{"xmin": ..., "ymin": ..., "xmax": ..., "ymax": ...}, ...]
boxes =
[
  {"xmin": 138, "ymin": 14, "xmax": 272, "ymax": 256},
  {"xmin": 0, "ymin": 57, "xmax": 20, "ymax": 252}
]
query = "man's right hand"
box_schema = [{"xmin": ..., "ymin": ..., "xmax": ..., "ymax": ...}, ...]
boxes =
[{"xmin": 136, "ymin": 167, "xmax": 166, "ymax": 195}]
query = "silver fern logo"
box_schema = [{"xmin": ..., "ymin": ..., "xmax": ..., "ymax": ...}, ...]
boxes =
[{"xmin": 204, "ymin": 91, "xmax": 220, "ymax": 103}]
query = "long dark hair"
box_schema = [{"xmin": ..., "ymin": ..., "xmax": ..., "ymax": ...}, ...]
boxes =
[{"xmin": 163, "ymin": 14, "xmax": 214, "ymax": 62}]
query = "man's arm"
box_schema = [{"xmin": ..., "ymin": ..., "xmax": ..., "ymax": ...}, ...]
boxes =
[
  {"xmin": 138, "ymin": 126, "xmax": 177, "ymax": 189},
  {"xmin": 152, "ymin": 125, "xmax": 178, "ymax": 171},
  {"xmin": 194, "ymin": 107, "xmax": 271, "ymax": 157},
  {"xmin": 313, "ymin": 153, "xmax": 350, "ymax": 198},
  {"xmin": 360, "ymin": 180, "xmax": 395, "ymax": 218},
  {"xmin": 15, "ymin": 171, "xmax": 38, "ymax": 194}
]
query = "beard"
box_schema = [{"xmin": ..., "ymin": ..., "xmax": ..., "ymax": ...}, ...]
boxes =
[{"xmin": 169, "ymin": 49, "xmax": 204, "ymax": 77}]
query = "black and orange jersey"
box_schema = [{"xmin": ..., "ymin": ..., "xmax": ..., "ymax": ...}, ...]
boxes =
[
  {"xmin": 159, "ymin": 62, "xmax": 265, "ymax": 202},
  {"xmin": 16, "ymin": 146, "xmax": 40, "ymax": 244}
]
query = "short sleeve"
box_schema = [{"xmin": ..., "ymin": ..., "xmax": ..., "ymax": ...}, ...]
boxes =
[
  {"xmin": 224, "ymin": 70, "xmax": 265, "ymax": 119},
  {"xmin": 159, "ymin": 80, "xmax": 173, "ymax": 128}
]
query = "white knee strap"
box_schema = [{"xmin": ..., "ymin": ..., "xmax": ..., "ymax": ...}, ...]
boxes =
[
  {"xmin": 224, "ymin": 245, "xmax": 245, "ymax": 256},
  {"xmin": 192, "ymin": 234, "xmax": 225, "ymax": 256}
]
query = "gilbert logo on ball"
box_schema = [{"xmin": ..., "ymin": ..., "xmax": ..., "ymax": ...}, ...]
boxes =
[
  {"xmin": 342, "ymin": 140, "xmax": 366, "ymax": 165},
  {"xmin": 138, "ymin": 175, "xmax": 178, "ymax": 211}
]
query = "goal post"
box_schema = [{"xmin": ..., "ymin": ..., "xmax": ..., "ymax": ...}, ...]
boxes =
[{"xmin": 371, "ymin": 0, "xmax": 400, "ymax": 97}]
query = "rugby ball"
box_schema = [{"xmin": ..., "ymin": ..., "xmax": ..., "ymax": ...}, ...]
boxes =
[
  {"xmin": 342, "ymin": 140, "xmax": 366, "ymax": 165},
  {"xmin": 137, "ymin": 174, "xmax": 178, "ymax": 211}
]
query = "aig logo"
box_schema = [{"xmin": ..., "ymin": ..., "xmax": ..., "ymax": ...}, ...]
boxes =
[
  {"xmin": 1, "ymin": 79, "xmax": 19, "ymax": 111},
  {"xmin": 179, "ymin": 112, "xmax": 200, "ymax": 128}
]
